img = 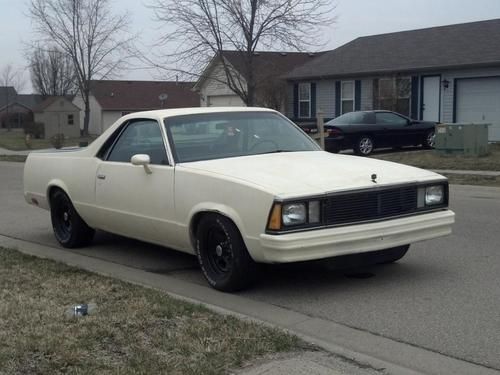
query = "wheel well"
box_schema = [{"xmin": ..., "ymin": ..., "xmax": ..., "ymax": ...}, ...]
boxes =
[
  {"xmin": 47, "ymin": 186, "xmax": 65, "ymax": 207},
  {"xmin": 189, "ymin": 211, "xmax": 237, "ymax": 248}
]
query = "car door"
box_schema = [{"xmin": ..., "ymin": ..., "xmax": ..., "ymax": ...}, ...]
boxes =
[
  {"xmin": 93, "ymin": 118, "xmax": 180, "ymax": 248},
  {"xmin": 375, "ymin": 112, "xmax": 412, "ymax": 147}
]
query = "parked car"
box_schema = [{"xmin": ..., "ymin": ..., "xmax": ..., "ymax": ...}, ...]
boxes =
[
  {"xmin": 301, "ymin": 110, "xmax": 437, "ymax": 156},
  {"xmin": 23, "ymin": 107, "xmax": 454, "ymax": 291}
]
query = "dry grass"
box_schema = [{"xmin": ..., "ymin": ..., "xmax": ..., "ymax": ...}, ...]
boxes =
[
  {"xmin": 441, "ymin": 173, "xmax": 500, "ymax": 187},
  {"xmin": 0, "ymin": 247, "xmax": 302, "ymax": 374},
  {"xmin": 0, "ymin": 130, "xmax": 96, "ymax": 151},
  {"xmin": 371, "ymin": 143, "xmax": 500, "ymax": 171}
]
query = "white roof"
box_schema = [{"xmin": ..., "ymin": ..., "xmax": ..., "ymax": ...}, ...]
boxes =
[{"xmin": 128, "ymin": 106, "xmax": 276, "ymax": 120}]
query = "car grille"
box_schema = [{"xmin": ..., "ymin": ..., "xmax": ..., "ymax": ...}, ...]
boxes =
[{"xmin": 323, "ymin": 185, "xmax": 418, "ymax": 226}]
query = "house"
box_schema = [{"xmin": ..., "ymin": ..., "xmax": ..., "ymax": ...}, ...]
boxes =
[
  {"xmin": 33, "ymin": 96, "xmax": 81, "ymax": 139},
  {"xmin": 73, "ymin": 80, "xmax": 200, "ymax": 135},
  {"xmin": 194, "ymin": 51, "xmax": 322, "ymax": 111},
  {"xmin": 285, "ymin": 18, "xmax": 500, "ymax": 141},
  {"xmin": 0, "ymin": 87, "xmax": 43, "ymax": 129}
]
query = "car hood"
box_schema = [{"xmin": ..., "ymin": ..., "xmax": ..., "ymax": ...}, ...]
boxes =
[{"xmin": 179, "ymin": 151, "xmax": 445, "ymax": 198}]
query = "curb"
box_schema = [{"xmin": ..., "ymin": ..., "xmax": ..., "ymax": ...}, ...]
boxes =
[{"xmin": 1, "ymin": 234, "xmax": 498, "ymax": 375}]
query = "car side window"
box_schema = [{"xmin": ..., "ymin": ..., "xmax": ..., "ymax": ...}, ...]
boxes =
[
  {"xmin": 375, "ymin": 113, "xmax": 408, "ymax": 126},
  {"xmin": 106, "ymin": 120, "xmax": 168, "ymax": 165}
]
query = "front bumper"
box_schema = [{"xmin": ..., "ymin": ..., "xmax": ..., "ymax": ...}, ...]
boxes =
[{"xmin": 257, "ymin": 209, "xmax": 455, "ymax": 263}]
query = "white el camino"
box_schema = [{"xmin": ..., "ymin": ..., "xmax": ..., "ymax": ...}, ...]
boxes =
[{"xmin": 24, "ymin": 107, "xmax": 455, "ymax": 291}]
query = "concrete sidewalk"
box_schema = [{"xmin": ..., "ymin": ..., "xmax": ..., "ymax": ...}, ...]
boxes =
[{"xmin": 1, "ymin": 234, "xmax": 498, "ymax": 375}]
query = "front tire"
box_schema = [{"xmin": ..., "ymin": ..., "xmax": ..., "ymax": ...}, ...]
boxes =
[
  {"xmin": 369, "ymin": 245, "xmax": 410, "ymax": 264},
  {"xmin": 196, "ymin": 214, "xmax": 257, "ymax": 292},
  {"xmin": 354, "ymin": 135, "xmax": 374, "ymax": 156},
  {"xmin": 50, "ymin": 189, "xmax": 95, "ymax": 248}
]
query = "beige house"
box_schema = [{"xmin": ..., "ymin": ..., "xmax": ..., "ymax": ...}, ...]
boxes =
[{"xmin": 34, "ymin": 97, "xmax": 81, "ymax": 139}]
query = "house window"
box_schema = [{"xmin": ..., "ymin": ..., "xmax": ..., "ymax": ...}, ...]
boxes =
[
  {"xmin": 67, "ymin": 114, "xmax": 74, "ymax": 125},
  {"xmin": 341, "ymin": 81, "xmax": 354, "ymax": 114},
  {"xmin": 377, "ymin": 77, "xmax": 411, "ymax": 116},
  {"xmin": 298, "ymin": 83, "xmax": 311, "ymax": 118}
]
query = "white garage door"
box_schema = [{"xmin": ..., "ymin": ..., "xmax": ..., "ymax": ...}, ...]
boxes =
[
  {"xmin": 207, "ymin": 95, "xmax": 245, "ymax": 107},
  {"xmin": 456, "ymin": 77, "xmax": 500, "ymax": 141}
]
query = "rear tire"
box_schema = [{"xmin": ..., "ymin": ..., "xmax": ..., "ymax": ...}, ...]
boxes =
[
  {"xmin": 50, "ymin": 189, "xmax": 95, "ymax": 248},
  {"xmin": 196, "ymin": 214, "xmax": 257, "ymax": 292},
  {"xmin": 354, "ymin": 135, "xmax": 374, "ymax": 156},
  {"xmin": 423, "ymin": 130, "xmax": 435, "ymax": 149}
]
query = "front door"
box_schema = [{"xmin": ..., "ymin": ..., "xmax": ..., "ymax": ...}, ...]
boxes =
[
  {"xmin": 422, "ymin": 76, "xmax": 441, "ymax": 122},
  {"xmin": 94, "ymin": 119, "xmax": 179, "ymax": 248}
]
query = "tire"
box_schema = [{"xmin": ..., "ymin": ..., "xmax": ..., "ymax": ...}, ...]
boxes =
[
  {"xmin": 50, "ymin": 189, "xmax": 95, "ymax": 248},
  {"xmin": 369, "ymin": 245, "xmax": 410, "ymax": 264},
  {"xmin": 196, "ymin": 214, "xmax": 257, "ymax": 292},
  {"xmin": 423, "ymin": 130, "xmax": 435, "ymax": 149},
  {"xmin": 354, "ymin": 135, "xmax": 374, "ymax": 156}
]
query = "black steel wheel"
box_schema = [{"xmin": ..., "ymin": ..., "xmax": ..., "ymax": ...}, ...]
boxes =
[
  {"xmin": 50, "ymin": 189, "xmax": 95, "ymax": 248},
  {"xmin": 196, "ymin": 214, "xmax": 257, "ymax": 292},
  {"xmin": 423, "ymin": 130, "xmax": 435, "ymax": 149},
  {"xmin": 354, "ymin": 135, "xmax": 374, "ymax": 156}
]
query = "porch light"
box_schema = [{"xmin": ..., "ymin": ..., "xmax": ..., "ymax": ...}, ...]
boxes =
[{"xmin": 442, "ymin": 79, "xmax": 450, "ymax": 89}]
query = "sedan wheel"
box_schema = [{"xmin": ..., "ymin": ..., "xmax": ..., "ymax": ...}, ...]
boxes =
[
  {"xmin": 196, "ymin": 214, "xmax": 257, "ymax": 292},
  {"xmin": 50, "ymin": 189, "xmax": 95, "ymax": 248},
  {"xmin": 355, "ymin": 136, "xmax": 374, "ymax": 156},
  {"xmin": 424, "ymin": 130, "xmax": 436, "ymax": 149}
]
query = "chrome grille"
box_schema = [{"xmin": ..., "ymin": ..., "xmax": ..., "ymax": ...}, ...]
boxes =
[{"xmin": 323, "ymin": 185, "xmax": 418, "ymax": 226}]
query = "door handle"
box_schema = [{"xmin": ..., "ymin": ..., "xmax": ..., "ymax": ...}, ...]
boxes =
[{"xmin": 97, "ymin": 174, "xmax": 106, "ymax": 180}]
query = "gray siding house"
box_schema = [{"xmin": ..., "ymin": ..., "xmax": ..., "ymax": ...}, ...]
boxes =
[{"xmin": 285, "ymin": 19, "xmax": 500, "ymax": 141}]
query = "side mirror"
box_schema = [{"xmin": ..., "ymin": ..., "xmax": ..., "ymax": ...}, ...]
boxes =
[{"xmin": 131, "ymin": 154, "xmax": 152, "ymax": 174}]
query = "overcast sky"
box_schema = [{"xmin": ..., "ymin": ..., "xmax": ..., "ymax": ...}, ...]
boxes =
[{"xmin": 2, "ymin": 0, "xmax": 500, "ymax": 93}]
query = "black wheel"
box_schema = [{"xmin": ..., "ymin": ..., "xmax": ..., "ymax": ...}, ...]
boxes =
[
  {"xmin": 423, "ymin": 130, "xmax": 435, "ymax": 149},
  {"xmin": 196, "ymin": 214, "xmax": 257, "ymax": 292},
  {"xmin": 369, "ymin": 245, "xmax": 410, "ymax": 264},
  {"xmin": 50, "ymin": 189, "xmax": 95, "ymax": 248},
  {"xmin": 354, "ymin": 135, "xmax": 374, "ymax": 156}
]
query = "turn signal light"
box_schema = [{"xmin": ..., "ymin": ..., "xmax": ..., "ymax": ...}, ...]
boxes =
[{"xmin": 267, "ymin": 203, "xmax": 282, "ymax": 231}]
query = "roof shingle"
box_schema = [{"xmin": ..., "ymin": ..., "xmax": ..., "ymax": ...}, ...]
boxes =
[
  {"xmin": 286, "ymin": 18, "xmax": 500, "ymax": 80},
  {"xmin": 90, "ymin": 80, "xmax": 199, "ymax": 110}
]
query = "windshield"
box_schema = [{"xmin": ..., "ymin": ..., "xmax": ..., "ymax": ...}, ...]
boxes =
[{"xmin": 164, "ymin": 112, "xmax": 320, "ymax": 162}]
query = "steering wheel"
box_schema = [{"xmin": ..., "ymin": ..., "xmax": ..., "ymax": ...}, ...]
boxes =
[{"xmin": 249, "ymin": 139, "xmax": 279, "ymax": 152}]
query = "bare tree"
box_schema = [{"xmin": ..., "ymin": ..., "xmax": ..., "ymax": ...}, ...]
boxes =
[
  {"xmin": 29, "ymin": 0, "xmax": 135, "ymax": 135},
  {"xmin": 1, "ymin": 64, "xmax": 27, "ymax": 131},
  {"xmin": 29, "ymin": 46, "xmax": 77, "ymax": 97},
  {"xmin": 148, "ymin": 0, "xmax": 334, "ymax": 106}
]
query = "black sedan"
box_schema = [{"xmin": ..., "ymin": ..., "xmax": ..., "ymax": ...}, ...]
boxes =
[{"xmin": 301, "ymin": 111, "xmax": 437, "ymax": 156}]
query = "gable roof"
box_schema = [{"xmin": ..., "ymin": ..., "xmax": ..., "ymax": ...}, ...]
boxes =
[
  {"xmin": 194, "ymin": 51, "xmax": 322, "ymax": 89},
  {"xmin": 33, "ymin": 96, "xmax": 78, "ymax": 112},
  {"xmin": 90, "ymin": 80, "xmax": 199, "ymax": 111},
  {"xmin": 0, "ymin": 88, "xmax": 44, "ymax": 112},
  {"xmin": 286, "ymin": 18, "xmax": 500, "ymax": 80}
]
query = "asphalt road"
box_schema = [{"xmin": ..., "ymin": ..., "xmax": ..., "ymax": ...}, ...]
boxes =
[{"xmin": 1, "ymin": 161, "xmax": 499, "ymax": 371}]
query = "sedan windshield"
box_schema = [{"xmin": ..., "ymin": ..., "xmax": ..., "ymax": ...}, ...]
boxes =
[{"xmin": 164, "ymin": 112, "xmax": 320, "ymax": 162}]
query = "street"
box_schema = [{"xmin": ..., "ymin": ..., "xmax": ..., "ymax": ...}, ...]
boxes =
[{"xmin": 1, "ymin": 161, "xmax": 499, "ymax": 372}]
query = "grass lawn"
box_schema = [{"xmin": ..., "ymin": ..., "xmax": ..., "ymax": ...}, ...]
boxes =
[
  {"xmin": 0, "ymin": 155, "xmax": 27, "ymax": 162},
  {"xmin": 371, "ymin": 143, "xmax": 500, "ymax": 171},
  {"xmin": 0, "ymin": 130, "xmax": 96, "ymax": 151},
  {"xmin": 0, "ymin": 247, "xmax": 303, "ymax": 374}
]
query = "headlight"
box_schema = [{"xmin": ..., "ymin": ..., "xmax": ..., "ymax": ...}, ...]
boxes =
[
  {"xmin": 425, "ymin": 185, "xmax": 444, "ymax": 205},
  {"xmin": 282, "ymin": 203, "xmax": 307, "ymax": 226}
]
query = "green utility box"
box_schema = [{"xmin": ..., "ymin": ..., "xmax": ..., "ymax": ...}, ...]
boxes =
[{"xmin": 435, "ymin": 123, "xmax": 490, "ymax": 156}]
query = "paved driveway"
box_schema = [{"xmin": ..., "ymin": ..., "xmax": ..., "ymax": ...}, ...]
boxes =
[{"xmin": 1, "ymin": 161, "xmax": 499, "ymax": 371}]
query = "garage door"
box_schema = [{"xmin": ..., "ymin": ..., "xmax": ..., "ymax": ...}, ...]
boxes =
[
  {"xmin": 207, "ymin": 95, "xmax": 245, "ymax": 107},
  {"xmin": 456, "ymin": 77, "xmax": 500, "ymax": 141}
]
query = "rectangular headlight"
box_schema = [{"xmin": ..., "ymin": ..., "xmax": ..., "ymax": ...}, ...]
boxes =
[
  {"xmin": 425, "ymin": 185, "xmax": 444, "ymax": 205},
  {"xmin": 282, "ymin": 203, "xmax": 307, "ymax": 226}
]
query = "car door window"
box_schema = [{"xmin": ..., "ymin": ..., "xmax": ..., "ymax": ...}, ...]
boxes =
[
  {"xmin": 376, "ymin": 113, "xmax": 408, "ymax": 126},
  {"xmin": 107, "ymin": 120, "xmax": 168, "ymax": 165}
]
